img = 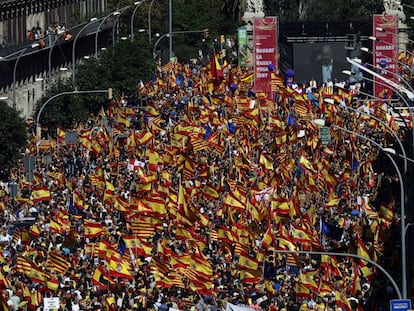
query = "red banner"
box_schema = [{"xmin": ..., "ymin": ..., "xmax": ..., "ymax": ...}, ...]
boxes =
[
  {"xmin": 373, "ymin": 14, "xmax": 398, "ymax": 98},
  {"xmin": 253, "ymin": 17, "xmax": 278, "ymax": 93}
]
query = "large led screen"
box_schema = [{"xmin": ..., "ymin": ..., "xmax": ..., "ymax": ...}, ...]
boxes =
[{"xmin": 292, "ymin": 42, "xmax": 350, "ymax": 87}]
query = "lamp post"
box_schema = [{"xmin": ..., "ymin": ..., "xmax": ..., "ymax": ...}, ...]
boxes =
[
  {"xmin": 112, "ymin": 6, "xmax": 132, "ymax": 56},
  {"xmin": 315, "ymin": 119, "xmax": 408, "ymax": 299},
  {"xmin": 347, "ymin": 56, "xmax": 414, "ymax": 100},
  {"xmin": 12, "ymin": 43, "xmax": 39, "ymax": 110},
  {"xmin": 168, "ymin": 0, "xmax": 173, "ymax": 60},
  {"xmin": 130, "ymin": 1, "xmax": 146, "ymax": 43},
  {"xmin": 148, "ymin": 0, "xmax": 157, "ymax": 43},
  {"xmin": 95, "ymin": 7, "xmax": 131, "ymax": 57},
  {"xmin": 72, "ymin": 17, "xmax": 98, "ymax": 87},
  {"xmin": 95, "ymin": 12, "xmax": 115, "ymax": 57},
  {"xmin": 153, "ymin": 33, "xmax": 169, "ymax": 59}
]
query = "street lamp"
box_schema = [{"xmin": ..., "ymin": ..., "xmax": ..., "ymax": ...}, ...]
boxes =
[
  {"xmin": 112, "ymin": 6, "xmax": 133, "ymax": 56},
  {"xmin": 168, "ymin": 0, "xmax": 173, "ymax": 59},
  {"xmin": 72, "ymin": 17, "xmax": 98, "ymax": 87},
  {"xmin": 13, "ymin": 43, "xmax": 39, "ymax": 110},
  {"xmin": 153, "ymin": 33, "xmax": 169, "ymax": 59},
  {"xmin": 148, "ymin": 0, "xmax": 157, "ymax": 43},
  {"xmin": 314, "ymin": 119, "xmax": 408, "ymax": 299},
  {"xmin": 95, "ymin": 7, "xmax": 131, "ymax": 57},
  {"xmin": 343, "ymin": 68, "xmax": 414, "ymax": 155},
  {"xmin": 130, "ymin": 1, "xmax": 146, "ymax": 43}
]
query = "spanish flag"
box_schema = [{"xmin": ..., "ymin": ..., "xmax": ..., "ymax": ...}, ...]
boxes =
[
  {"xmin": 239, "ymin": 268, "xmax": 261, "ymax": 283},
  {"xmin": 261, "ymin": 227, "xmax": 274, "ymax": 249},
  {"xmin": 31, "ymin": 187, "xmax": 51, "ymax": 203},
  {"xmin": 92, "ymin": 266, "xmax": 114, "ymax": 289},
  {"xmin": 335, "ymin": 290, "xmax": 352, "ymax": 311},
  {"xmin": 46, "ymin": 277, "xmax": 60, "ymax": 291},
  {"xmin": 238, "ymin": 252, "xmax": 259, "ymax": 270},
  {"xmin": 108, "ymin": 256, "xmax": 133, "ymax": 280},
  {"xmin": 223, "ymin": 193, "xmax": 245, "ymax": 210},
  {"xmin": 56, "ymin": 126, "xmax": 66, "ymax": 143},
  {"xmin": 83, "ymin": 220, "xmax": 107, "ymax": 239}
]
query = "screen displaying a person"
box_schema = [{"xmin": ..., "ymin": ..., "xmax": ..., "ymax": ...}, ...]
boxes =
[
  {"xmin": 318, "ymin": 44, "xmax": 334, "ymax": 83},
  {"xmin": 293, "ymin": 42, "xmax": 348, "ymax": 86}
]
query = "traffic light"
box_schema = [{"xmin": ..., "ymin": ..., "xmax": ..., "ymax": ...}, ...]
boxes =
[
  {"xmin": 108, "ymin": 88, "xmax": 113, "ymax": 100},
  {"xmin": 203, "ymin": 28, "xmax": 209, "ymax": 38}
]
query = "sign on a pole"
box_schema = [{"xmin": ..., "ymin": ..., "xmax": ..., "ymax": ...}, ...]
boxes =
[
  {"xmin": 23, "ymin": 156, "xmax": 35, "ymax": 182},
  {"xmin": 390, "ymin": 299, "xmax": 412, "ymax": 311},
  {"xmin": 320, "ymin": 126, "xmax": 330, "ymax": 144}
]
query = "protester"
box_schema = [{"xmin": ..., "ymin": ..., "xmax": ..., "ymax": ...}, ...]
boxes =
[{"xmin": 0, "ymin": 53, "xmax": 409, "ymax": 311}]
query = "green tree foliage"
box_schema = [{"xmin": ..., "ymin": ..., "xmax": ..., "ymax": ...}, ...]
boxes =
[
  {"xmin": 304, "ymin": 0, "xmax": 384, "ymax": 21},
  {"xmin": 0, "ymin": 101, "xmax": 27, "ymax": 179},
  {"xmin": 220, "ymin": 0, "xmax": 386, "ymax": 22}
]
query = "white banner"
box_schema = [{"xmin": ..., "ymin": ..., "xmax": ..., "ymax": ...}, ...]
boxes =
[{"xmin": 226, "ymin": 303, "xmax": 257, "ymax": 311}]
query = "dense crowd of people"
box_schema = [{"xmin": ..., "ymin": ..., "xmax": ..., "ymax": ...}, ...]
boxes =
[{"xmin": 0, "ymin": 52, "xmax": 412, "ymax": 311}]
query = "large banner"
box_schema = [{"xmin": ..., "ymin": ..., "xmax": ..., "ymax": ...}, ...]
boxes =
[
  {"xmin": 372, "ymin": 14, "xmax": 398, "ymax": 98},
  {"xmin": 253, "ymin": 17, "xmax": 278, "ymax": 93}
]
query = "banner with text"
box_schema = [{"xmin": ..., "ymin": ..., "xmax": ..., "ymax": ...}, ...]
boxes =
[
  {"xmin": 253, "ymin": 17, "xmax": 278, "ymax": 93},
  {"xmin": 373, "ymin": 14, "xmax": 398, "ymax": 98}
]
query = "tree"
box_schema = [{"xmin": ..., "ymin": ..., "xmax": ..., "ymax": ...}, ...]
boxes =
[
  {"xmin": 222, "ymin": 0, "xmax": 385, "ymax": 21},
  {"xmin": 0, "ymin": 101, "xmax": 27, "ymax": 179},
  {"xmin": 172, "ymin": 0, "xmax": 226, "ymax": 61}
]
